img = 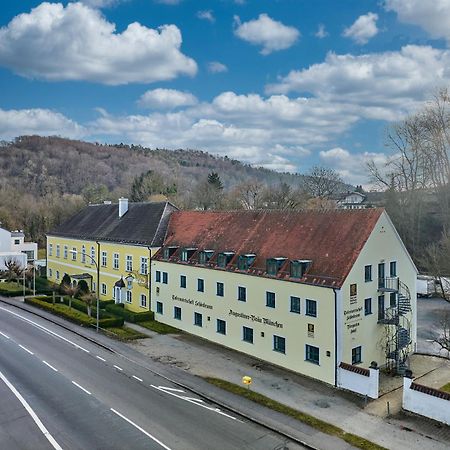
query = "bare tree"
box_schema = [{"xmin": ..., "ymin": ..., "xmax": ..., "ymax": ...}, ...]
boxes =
[
  {"xmin": 80, "ymin": 292, "xmax": 96, "ymax": 318},
  {"xmin": 304, "ymin": 166, "xmax": 344, "ymax": 199},
  {"xmin": 263, "ymin": 182, "xmax": 304, "ymax": 210},
  {"xmin": 230, "ymin": 180, "xmax": 265, "ymax": 210},
  {"xmin": 434, "ymin": 312, "xmax": 450, "ymax": 357},
  {"xmin": 61, "ymin": 283, "xmax": 79, "ymax": 309}
]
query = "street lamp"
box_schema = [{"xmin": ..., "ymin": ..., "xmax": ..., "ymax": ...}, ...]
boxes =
[{"xmin": 70, "ymin": 249, "xmax": 100, "ymax": 332}]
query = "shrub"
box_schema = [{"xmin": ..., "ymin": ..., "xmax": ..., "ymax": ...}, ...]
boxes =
[
  {"xmin": 105, "ymin": 303, "xmax": 154, "ymax": 323},
  {"xmin": 0, "ymin": 282, "xmax": 31, "ymax": 297},
  {"xmin": 77, "ymin": 279, "xmax": 90, "ymax": 296}
]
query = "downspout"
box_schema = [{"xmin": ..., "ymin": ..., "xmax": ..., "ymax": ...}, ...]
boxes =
[
  {"xmin": 333, "ymin": 288, "xmax": 338, "ymax": 387},
  {"xmin": 96, "ymin": 240, "xmax": 100, "ymax": 298},
  {"xmin": 147, "ymin": 246, "xmax": 152, "ymax": 311}
]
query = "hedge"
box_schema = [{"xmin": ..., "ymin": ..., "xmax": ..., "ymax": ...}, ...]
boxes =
[
  {"xmin": 25, "ymin": 297, "xmax": 124, "ymax": 328},
  {"xmin": 0, "ymin": 282, "xmax": 31, "ymax": 297},
  {"xmin": 105, "ymin": 303, "xmax": 154, "ymax": 323}
]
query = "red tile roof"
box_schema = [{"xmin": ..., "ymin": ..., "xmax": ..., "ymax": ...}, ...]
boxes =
[{"xmin": 155, "ymin": 208, "xmax": 385, "ymax": 288}]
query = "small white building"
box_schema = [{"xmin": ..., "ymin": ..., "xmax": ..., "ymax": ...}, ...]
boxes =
[{"xmin": 0, "ymin": 226, "xmax": 37, "ymax": 271}]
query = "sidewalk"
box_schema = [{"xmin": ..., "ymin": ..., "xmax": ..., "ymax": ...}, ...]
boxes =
[{"xmin": 2, "ymin": 296, "xmax": 449, "ymax": 450}]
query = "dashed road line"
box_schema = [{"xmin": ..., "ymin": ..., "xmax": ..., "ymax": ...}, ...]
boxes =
[
  {"xmin": 19, "ymin": 344, "xmax": 34, "ymax": 355},
  {"xmin": 132, "ymin": 375, "xmax": 143, "ymax": 382},
  {"xmin": 0, "ymin": 369, "xmax": 63, "ymax": 450},
  {"xmin": 72, "ymin": 381, "xmax": 92, "ymax": 395},
  {"xmin": 113, "ymin": 365, "xmax": 123, "ymax": 371},
  {"xmin": 96, "ymin": 355, "xmax": 106, "ymax": 362},
  {"xmin": 110, "ymin": 408, "xmax": 171, "ymax": 450},
  {"xmin": 42, "ymin": 361, "xmax": 58, "ymax": 372},
  {"xmin": 0, "ymin": 331, "xmax": 10, "ymax": 339}
]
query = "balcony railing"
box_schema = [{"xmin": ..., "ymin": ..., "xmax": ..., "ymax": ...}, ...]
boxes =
[{"xmin": 378, "ymin": 276, "xmax": 399, "ymax": 292}]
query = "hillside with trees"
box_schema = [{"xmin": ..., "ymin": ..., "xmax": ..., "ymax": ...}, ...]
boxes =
[{"xmin": 0, "ymin": 135, "xmax": 351, "ymax": 245}]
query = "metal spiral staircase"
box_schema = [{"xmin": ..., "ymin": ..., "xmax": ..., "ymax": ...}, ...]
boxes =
[{"xmin": 378, "ymin": 277, "xmax": 412, "ymax": 374}]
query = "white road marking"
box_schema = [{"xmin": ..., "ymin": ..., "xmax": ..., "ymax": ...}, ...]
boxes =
[
  {"xmin": 19, "ymin": 344, "xmax": 34, "ymax": 355},
  {"xmin": 42, "ymin": 361, "xmax": 58, "ymax": 372},
  {"xmin": 132, "ymin": 375, "xmax": 143, "ymax": 382},
  {"xmin": 72, "ymin": 381, "xmax": 92, "ymax": 395},
  {"xmin": 110, "ymin": 408, "xmax": 171, "ymax": 450},
  {"xmin": 96, "ymin": 355, "xmax": 106, "ymax": 362},
  {"xmin": 0, "ymin": 306, "xmax": 90, "ymax": 353},
  {"xmin": 0, "ymin": 331, "xmax": 10, "ymax": 339},
  {"xmin": 0, "ymin": 370, "xmax": 63, "ymax": 450},
  {"xmin": 156, "ymin": 386, "xmax": 184, "ymax": 393},
  {"xmin": 113, "ymin": 365, "xmax": 123, "ymax": 371},
  {"xmin": 151, "ymin": 385, "xmax": 242, "ymax": 422}
]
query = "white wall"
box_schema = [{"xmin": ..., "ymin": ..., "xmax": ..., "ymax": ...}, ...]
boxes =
[
  {"xmin": 0, "ymin": 252, "xmax": 27, "ymax": 271},
  {"xmin": 0, "ymin": 228, "xmax": 11, "ymax": 252},
  {"xmin": 403, "ymin": 377, "xmax": 450, "ymax": 426},
  {"xmin": 337, "ymin": 363, "xmax": 379, "ymax": 399}
]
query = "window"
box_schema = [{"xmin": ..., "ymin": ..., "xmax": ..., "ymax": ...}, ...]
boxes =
[
  {"xmin": 49, "ymin": 244, "xmax": 53, "ymax": 256},
  {"xmin": 197, "ymin": 278, "xmax": 204, "ymax": 292},
  {"xmin": 266, "ymin": 259, "xmax": 278, "ymax": 276},
  {"xmin": 162, "ymin": 272, "xmax": 168, "ymax": 284},
  {"xmin": 180, "ymin": 249, "xmax": 188, "ymax": 262},
  {"xmin": 352, "ymin": 346, "xmax": 362, "ymax": 364},
  {"xmin": 364, "ymin": 298, "xmax": 372, "ymax": 316},
  {"xmin": 93, "ymin": 281, "xmax": 96, "ymax": 292},
  {"xmin": 156, "ymin": 301, "xmax": 163, "ymax": 314},
  {"xmin": 155, "ymin": 270, "xmax": 161, "ymax": 282},
  {"xmin": 126, "ymin": 291, "xmax": 132, "ymax": 303},
  {"xmin": 266, "ymin": 291, "xmax": 275, "ymax": 308},
  {"xmin": 174, "ymin": 306, "xmax": 182, "ymax": 320},
  {"xmin": 56, "ymin": 245, "xmax": 60, "ymax": 257},
  {"xmin": 90, "ymin": 246, "xmax": 95, "ymax": 264},
  {"xmin": 140, "ymin": 257, "xmax": 148, "ymax": 275},
  {"xmin": 378, "ymin": 295, "xmax": 385, "ymax": 320},
  {"xmin": 140, "ymin": 294, "xmax": 147, "ymax": 308},
  {"xmin": 273, "ymin": 335, "xmax": 286, "ymax": 354},
  {"xmin": 306, "ymin": 299, "xmax": 317, "ymax": 317},
  {"xmin": 63, "ymin": 245, "xmax": 68, "ymax": 259},
  {"xmin": 194, "ymin": 312, "xmax": 203, "ymax": 327},
  {"xmin": 306, "ymin": 344, "xmax": 319, "ymax": 364},
  {"xmin": 390, "ymin": 292, "xmax": 397, "ymax": 307},
  {"xmin": 364, "ymin": 265, "xmax": 372, "ymax": 282},
  {"xmin": 290, "ymin": 296, "xmax": 300, "ymax": 314},
  {"xmin": 238, "ymin": 254, "xmax": 255, "ymax": 270},
  {"xmin": 101, "ymin": 283, "xmax": 107, "ymax": 295},
  {"xmin": 71, "ymin": 247, "xmax": 77, "ymax": 261},
  {"xmin": 238, "ymin": 286, "xmax": 246, "ymax": 302},
  {"xmin": 81, "ymin": 245, "xmax": 86, "ymax": 264},
  {"xmin": 113, "ymin": 253, "xmax": 119, "ymax": 270},
  {"xmin": 216, "ymin": 319, "xmax": 226, "ymax": 335},
  {"xmin": 180, "ymin": 275, "xmax": 186, "ymax": 288},
  {"xmin": 216, "ymin": 282, "xmax": 224, "ymax": 297},
  {"xmin": 56, "ymin": 271, "xmax": 60, "ymax": 280},
  {"xmin": 126, "ymin": 255, "xmax": 133, "ymax": 272},
  {"xmin": 390, "ymin": 261, "xmax": 397, "ymax": 277},
  {"xmin": 14, "ymin": 239, "xmax": 20, "ymax": 245},
  {"xmin": 243, "ymin": 326, "xmax": 253, "ymax": 343},
  {"xmin": 199, "ymin": 250, "xmax": 214, "ymax": 265},
  {"xmin": 49, "ymin": 268, "xmax": 53, "ymax": 277},
  {"xmin": 101, "ymin": 251, "xmax": 107, "ymax": 267}
]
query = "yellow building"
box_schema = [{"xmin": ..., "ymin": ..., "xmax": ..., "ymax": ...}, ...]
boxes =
[
  {"xmin": 47, "ymin": 199, "xmax": 177, "ymax": 312},
  {"xmin": 151, "ymin": 209, "xmax": 417, "ymax": 387}
]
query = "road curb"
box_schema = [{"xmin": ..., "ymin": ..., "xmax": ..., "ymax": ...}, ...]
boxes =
[{"xmin": 0, "ymin": 297, "xmax": 327, "ymax": 449}]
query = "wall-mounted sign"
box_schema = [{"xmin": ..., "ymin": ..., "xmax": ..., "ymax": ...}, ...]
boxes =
[
  {"xmin": 350, "ymin": 283, "xmax": 357, "ymax": 305},
  {"xmin": 229, "ymin": 309, "xmax": 283, "ymax": 329},
  {"xmin": 344, "ymin": 306, "xmax": 362, "ymax": 334},
  {"xmin": 172, "ymin": 294, "xmax": 213, "ymax": 310},
  {"xmin": 308, "ymin": 323, "xmax": 315, "ymax": 337}
]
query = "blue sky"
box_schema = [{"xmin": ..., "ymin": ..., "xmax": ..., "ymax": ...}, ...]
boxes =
[{"xmin": 1, "ymin": 0, "xmax": 449, "ymax": 185}]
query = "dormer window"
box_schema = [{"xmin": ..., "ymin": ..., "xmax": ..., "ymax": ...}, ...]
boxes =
[
  {"xmin": 199, "ymin": 250, "xmax": 214, "ymax": 265},
  {"xmin": 266, "ymin": 257, "xmax": 287, "ymax": 276},
  {"xmin": 163, "ymin": 246, "xmax": 178, "ymax": 260},
  {"xmin": 217, "ymin": 252, "xmax": 235, "ymax": 268},
  {"xmin": 180, "ymin": 248, "xmax": 197, "ymax": 262},
  {"xmin": 237, "ymin": 254, "xmax": 256, "ymax": 271},
  {"xmin": 290, "ymin": 259, "xmax": 312, "ymax": 278}
]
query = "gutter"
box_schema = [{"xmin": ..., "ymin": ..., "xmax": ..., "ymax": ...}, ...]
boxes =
[{"xmin": 333, "ymin": 288, "xmax": 338, "ymax": 387}]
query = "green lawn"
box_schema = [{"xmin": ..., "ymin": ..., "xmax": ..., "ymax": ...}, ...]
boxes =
[
  {"xmin": 38, "ymin": 248, "xmax": 46, "ymax": 259},
  {"xmin": 205, "ymin": 377, "xmax": 387, "ymax": 450},
  {"xmin": 440, "ymin": 382, "xmax": 450, "ymax": 393},
  {"xmin": 138, "ymin": 320, "xmax": 180, "ymax": 334},
  {"xmin": 103, "ymin": 326, "xmax": 148, "ymax": 340}
]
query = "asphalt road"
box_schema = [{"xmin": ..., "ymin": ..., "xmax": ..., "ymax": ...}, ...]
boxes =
[{"xmin": 0, "ymin": 304, "xmax": 301, "ymax": 450}]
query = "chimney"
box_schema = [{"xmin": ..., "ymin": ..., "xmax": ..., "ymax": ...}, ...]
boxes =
[
  {"xmin": 103, "ymin": 200, "xmax": 112, "ymax": 205},
  {"xmin": 119, "ymin": 198, "xmax": 128, "ymax": 218}
]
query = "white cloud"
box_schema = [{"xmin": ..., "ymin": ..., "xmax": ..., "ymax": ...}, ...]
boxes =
[
  {"xmin": 138, "ymin": 88, "xmax": 198, "ymax": 109},
  {"xmin": 385, "ymin": 0, "xmax": 450, "ymax": 44},
  {"xmin": 80, "ymin": 0, "xmax": 121, "ymax": 7},
  {"xmin": 233, "ymin": 14, "xmax": 300, "ymax": 55},
  {"xmin": 0, "ymin": 2, "xmax": 197, "ymax": 85},
  {"xmin": 0, "ymin": 108, "xmax": 85, "ymax": 140},
  {"xmin": 197, "ymin": 10, "xmax": 215, "ymax": 23},
  {"xmin": 320, "ymin": 147, "xmax": 389, "ymax": 186},
  {"xmin": 207, "ymin": 61, "xmax": 228, "ymax": 73},
  {"xmin": 267, "ymin": 45, "xmax": 450, "ymax": 121},
  {"xmin": 315, "ymin": 24, "xmax": 328, "ymax": 39},
  {"xmin": 343, "ymin": 12, "xmax": 379, "ymax": 45}
]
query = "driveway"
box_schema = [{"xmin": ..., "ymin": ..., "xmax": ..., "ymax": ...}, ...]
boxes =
[{"xmin": 417, "ymin": 296, "xmax": 450, "ymax": 356}]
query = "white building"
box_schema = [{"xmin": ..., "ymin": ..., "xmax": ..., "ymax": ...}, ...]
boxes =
[{"xmin": 0, "ymin": 226, "xmax": 37, "ymax": 271}]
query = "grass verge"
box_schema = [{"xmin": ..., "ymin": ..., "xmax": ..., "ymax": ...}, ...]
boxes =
[
  {"xmin": 440, "ymin": 382, "xmax": 450, "ymax": 393},
  {"xmin": 205, "ymin": 377, "xmax": 387, "ymax": 450},
  {"xmin": 103, "ymin": 326, "xmax": 148, "ymax": 341},
  {"xmin": 138, "ymin": 320, "xmax": 180, "ymax": 334}
]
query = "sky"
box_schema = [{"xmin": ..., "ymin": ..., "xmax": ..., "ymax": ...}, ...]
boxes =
[{"xmin": 1, "ymin": 0, "xmax": 450, "ymax": 186}]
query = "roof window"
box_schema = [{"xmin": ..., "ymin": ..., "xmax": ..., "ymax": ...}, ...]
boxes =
[
  {"xmin": 199, "ymin": 250, "xmax": 214, "ymax": 265},
  {"xmin": 290, "ymin": 260, "xmax": 312, "ymax": 279},
  {"xmin": 237, "ymin": 254, "xmax": 256, "ymax": 271},
  {"xmin": 180, "ymin": 247, "xmax": 197, "ymax": 262},
  {"xmin": 163, "ymin": 246, "xmax": 178, "ymax": 260},
  {"xmin": 266, "ymin": 257, "xmax": 287, "ymax": 276},
  {"xmin": 217, "ymin": 251, "xmax": 235, "ymax": 268}
]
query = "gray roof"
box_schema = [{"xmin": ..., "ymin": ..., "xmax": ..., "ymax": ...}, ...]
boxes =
[
  {"xmin": 48, "ymin": 201, "xmax": 178, "ymax": 247},
  {"xmin": 11, "ymin": 231, "xmax": 25, "ymax": 237}
]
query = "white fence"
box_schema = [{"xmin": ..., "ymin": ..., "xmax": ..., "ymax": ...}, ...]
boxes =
[
  {"xmin": 337, "ymin": 362, "xmax": 379, "ymax": 399},
  {"xmin": 403, "ymin": 375, "xmax": 450, "ymax": 425}
]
